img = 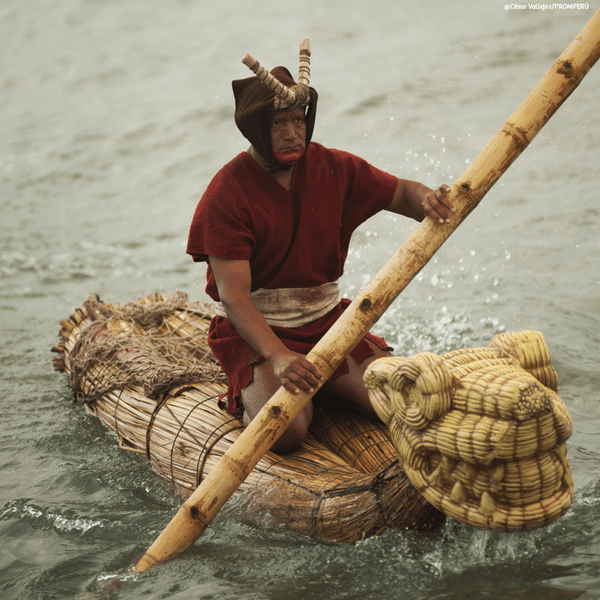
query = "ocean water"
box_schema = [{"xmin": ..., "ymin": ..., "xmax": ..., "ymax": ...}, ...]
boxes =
[{"xmin": 1, "ymin": 1, "xmax": 599, "ymax": 598}]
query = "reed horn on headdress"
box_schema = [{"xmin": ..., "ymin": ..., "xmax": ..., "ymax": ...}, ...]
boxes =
[{"xmin": 241, "ymin": 38, "xmax": 312, "ymax": 109}]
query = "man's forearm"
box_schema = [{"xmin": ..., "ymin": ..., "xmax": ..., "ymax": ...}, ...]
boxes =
[
  {"xmin": 387, "ymin": 179, "xmax": 453, "ymax": 224},
  {"xmin": 403, "ymin": 179, "xmax": 432, "ymax": 221},
  {"xmin": 220, "ymin": 291, "xmax": 286, "ymax": 363},
  {"xmin": 386, "ymin": 178, "xmax": 430, "ymax": 221}
]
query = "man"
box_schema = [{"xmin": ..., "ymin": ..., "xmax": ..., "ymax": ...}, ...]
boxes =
[{"xmin": 187, "ymin": 43, "xmax": 454, "ymax": 453}]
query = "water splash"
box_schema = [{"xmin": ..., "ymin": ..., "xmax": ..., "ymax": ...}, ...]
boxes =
[{"xmin": 1, "ymin": 498, "xmax": 134, "ymax": 541}]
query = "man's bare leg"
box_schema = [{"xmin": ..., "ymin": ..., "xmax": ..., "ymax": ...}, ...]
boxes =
[
  {"xmin": 240, "ymin": 339, "xmax": 389, "ymax": 451},
  {"xmin": 324, "ymin": 339, "xmax": 392, "ymax": 419},
  {"xmin": 240, "ymin": 360, "xmax": 313, "ymax": 453}
]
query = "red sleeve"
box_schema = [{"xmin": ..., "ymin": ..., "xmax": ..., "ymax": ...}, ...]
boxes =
[
  {"xmin": 306, "ymin": 145, "xmax": 397, "ymax": 245},
  {"xmin": 339, "ymin": 149, "xmax": 398, "ymax": 234},
  {"xmin": 186, "ymin": 155, "xmax": 256, "ymax": 264}
]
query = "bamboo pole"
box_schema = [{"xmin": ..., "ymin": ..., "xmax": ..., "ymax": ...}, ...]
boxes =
[{"xmin": 134, "ymin": 10, "xmax": 600, "ymax": 572}]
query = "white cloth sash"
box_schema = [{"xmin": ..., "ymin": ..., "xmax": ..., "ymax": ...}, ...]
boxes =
[{"xmin": 213, "ymin": 282, "xmax": 341, "ymax": 329}]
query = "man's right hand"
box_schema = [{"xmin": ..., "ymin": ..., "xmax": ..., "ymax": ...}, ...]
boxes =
[{"xmin": 269, "ymin": 350, "xmax": 324, "ymax": 395}]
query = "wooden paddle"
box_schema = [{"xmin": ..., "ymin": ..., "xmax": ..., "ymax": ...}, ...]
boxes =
[{"xmin": 134, "ymin": 9, "xmax": 600, "ymax": 572}]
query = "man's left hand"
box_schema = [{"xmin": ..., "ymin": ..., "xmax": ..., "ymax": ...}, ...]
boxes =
[{"xmin": 422, "ymin": 184, "xmax": 455, "ymax": 224}]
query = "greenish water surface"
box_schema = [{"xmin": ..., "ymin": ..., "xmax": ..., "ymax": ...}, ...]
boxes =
[{"xmin": 1, "ymin": 1, "xmax": 599, "ymax": 598}]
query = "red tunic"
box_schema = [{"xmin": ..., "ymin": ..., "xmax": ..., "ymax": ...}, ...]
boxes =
[{"xmin": 187, "ymin": 142, "xmax": 398, "ymax": 413}]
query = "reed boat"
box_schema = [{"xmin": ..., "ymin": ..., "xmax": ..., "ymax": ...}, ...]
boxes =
[{"xmin": 52, "ymin": 291, "xmax": 574, "ymax": 542}]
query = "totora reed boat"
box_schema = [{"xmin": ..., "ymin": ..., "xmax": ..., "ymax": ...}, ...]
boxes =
[{"xmin": 52, "ymin": 291, "xmax": 574, "ymax": 543}]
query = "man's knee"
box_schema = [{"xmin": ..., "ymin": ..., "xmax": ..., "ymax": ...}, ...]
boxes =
[
  {"xmin": 243, "ymin": 405, "xmax": 311, "ymax": 453},
  {"xmin": 272, "ymin": 420, "xmax": 308, "ymax": 453},
  {"xmin": 241, "ymin": 369, "xmax": 313, "ymax": 453}
]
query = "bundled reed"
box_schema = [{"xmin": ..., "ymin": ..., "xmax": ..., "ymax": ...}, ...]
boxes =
[
  {"xmin": 53, "ymin": 292, "xmax": 443, "ymax": 543},
  {"xmin": 364, "ymin": 330, "xmax": 574, "ymax": 531}
]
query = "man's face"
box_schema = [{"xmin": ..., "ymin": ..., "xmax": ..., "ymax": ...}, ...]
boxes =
[{"xmin": 270, "ymin": 107, "xmax": 307, "ymax": 164}]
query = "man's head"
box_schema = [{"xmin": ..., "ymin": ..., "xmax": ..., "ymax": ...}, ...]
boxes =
[{"xmin": 232, "ymin": 40, "xmax": 318, "ymax": 170}]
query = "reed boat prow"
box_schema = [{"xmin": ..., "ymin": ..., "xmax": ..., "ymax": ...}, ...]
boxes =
[{"xmin": 53, "ymin": 291, "xmax": 574, "ymax": 542}]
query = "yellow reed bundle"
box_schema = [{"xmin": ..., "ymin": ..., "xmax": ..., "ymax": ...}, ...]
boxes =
[{"xmin": 364, "ymin": 330, "xmax": 574, "ymax": 531}]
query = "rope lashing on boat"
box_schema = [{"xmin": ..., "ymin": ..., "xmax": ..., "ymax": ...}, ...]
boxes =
[
  {"xmin": 195, "ymin": 416, "xmax": 245, "ymax": 488},
  {"xmin": 364, "ymin": 330, "xmax": 574, "ymax": 531},
  {"xmin": 167, "ymin": 398, "xmax": 207, "ymax": 489},
  {"xmin": 146, "ymin": 394, "xmax": 171, "ymax": 460},
  {"xmin": 306, "ymin": 460, "xmax": 433, "ymax": 541},
  {"xmin": 113, "ymin": 386, "xmax": 127, "ymax": 451},
  {"xmin": 65, "ymin": 292, "xmax": 225, "ymax": 405}
]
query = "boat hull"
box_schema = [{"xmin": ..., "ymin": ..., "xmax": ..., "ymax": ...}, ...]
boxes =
[{"xmin": 52, "ymin": 292, "xmax": 444, "ymax": 543}]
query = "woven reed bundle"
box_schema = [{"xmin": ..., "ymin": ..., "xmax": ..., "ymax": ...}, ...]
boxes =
[
  {"xmin": 53, "ymin": 292, "xmax": 444, "ymax": 543},
  {"xmin": 364, "ymin": 330, "xmax": 574, "ymax": 531}
]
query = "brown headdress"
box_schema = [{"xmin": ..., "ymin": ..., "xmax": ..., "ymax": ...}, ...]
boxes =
[{"xmin": 232, "ymin": 38, "xmax": 318, "ymax": 169}]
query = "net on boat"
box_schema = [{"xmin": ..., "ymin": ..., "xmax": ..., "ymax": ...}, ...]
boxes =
[{"xmin": 60, "ymin": 291, "xmax": 226, "ymax": 404}]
